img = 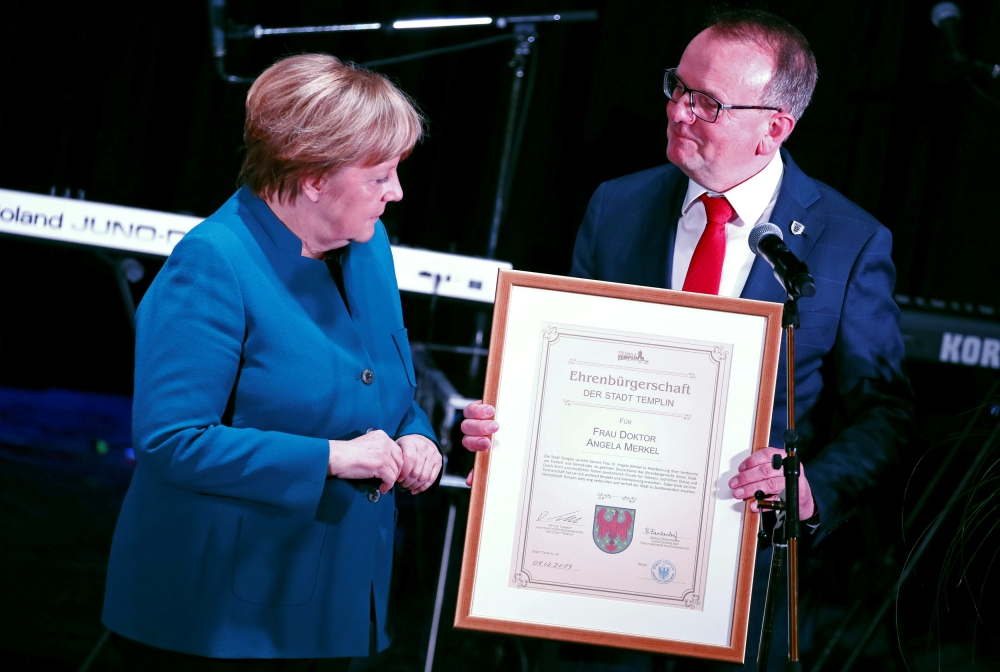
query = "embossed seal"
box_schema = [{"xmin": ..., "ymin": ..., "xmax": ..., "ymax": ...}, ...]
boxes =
[{"xmin": 651, "ymin": 559, "xmax": 676, "ymax": 584}]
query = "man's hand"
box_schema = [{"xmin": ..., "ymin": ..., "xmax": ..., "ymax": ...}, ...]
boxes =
[
  {"xmin": 328, "ymin": 430, "xmax": 404, "ymax": 494},
  {"xmin": 729, "ymin": 447, "xmax": 815, "ymax": 520},
  {"xmin": 461, "ymin": 401, "xmax": 498, "ymax": 487},
  {"xmin": 396, "ymin": 434, "xmax": 443, "ymax": 494}
]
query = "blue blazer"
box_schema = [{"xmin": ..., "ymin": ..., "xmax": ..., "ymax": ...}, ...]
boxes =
[
  {"xmin": 102, "ymin": 186, "xmax": 436, "ymax": 658},
  {"xmin": 571, "ymin": 149, "xmax": 916, "ymax": 541}
]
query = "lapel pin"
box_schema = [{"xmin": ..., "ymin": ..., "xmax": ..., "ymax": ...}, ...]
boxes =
[{"xmin": 790, "ymin": 220, "xmax": 805, "ymax": 236}]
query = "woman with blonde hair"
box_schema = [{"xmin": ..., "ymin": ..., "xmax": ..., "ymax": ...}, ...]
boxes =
[{"xmin": 102, "ymin": 53, "xmax": 441, "ymax": 670}]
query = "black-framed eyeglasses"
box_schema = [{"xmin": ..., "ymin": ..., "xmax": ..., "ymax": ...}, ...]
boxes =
[{"xmin": 663, "ymin": 69, "xmax": 781, "ymax": 123}]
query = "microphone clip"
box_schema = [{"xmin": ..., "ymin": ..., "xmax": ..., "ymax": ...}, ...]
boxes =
[{"xmin": 748, "ymin": 222, "xmax": 817, "ymax": 306}]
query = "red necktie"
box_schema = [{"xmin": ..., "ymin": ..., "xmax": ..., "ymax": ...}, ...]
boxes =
[{"xmin": 681, "ymin": 194, "xmax": 734, "ymax": 295}]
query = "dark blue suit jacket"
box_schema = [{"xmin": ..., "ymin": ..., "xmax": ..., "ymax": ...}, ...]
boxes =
[
  {"xmin": 103, "ymin": 187, "xmax": 436, "ymax": 658},
  {"xmin": 571, "ymin": 149, "xmax": 915, "ymax": 541}
]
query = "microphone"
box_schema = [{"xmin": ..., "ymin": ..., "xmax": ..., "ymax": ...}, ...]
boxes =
[
  {"xmin": 208, "ymin": 0, "xmax": 229, "ymax": 78},
  {"xmin": 931, "ymin": 3, "xmax": 1000, "ymax": 78},
  {"xmin": 208, "ymin": 0, "xmax": 254, "ymax": 83},
  {"xmin": 931, "ymin": 3, "xmax": 967, "ymax": 67},
  {"xmin": 748, "ymin": 223, "xmax": 816, "ymax": 299}
]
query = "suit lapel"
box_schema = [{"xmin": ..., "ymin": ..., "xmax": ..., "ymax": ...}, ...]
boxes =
[
  {"xmin": 612, "ymin": 165, "xmax": 687, "ymax": 291},
  {"xmin": 740, "ymin": 149, "xmax": 825, "ymax": 302},
  {"xmin": 660, "ymin": 170, "xmax": 687, "ymax": 290}
]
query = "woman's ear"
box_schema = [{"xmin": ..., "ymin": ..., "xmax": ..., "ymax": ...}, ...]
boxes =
[{"xmin": 299, "ymin": 173, "xmax": 326, "ymax": 204}]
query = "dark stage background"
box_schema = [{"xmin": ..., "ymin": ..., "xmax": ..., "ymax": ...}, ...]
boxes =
[{"xmin": 1, "ymin": 1, "xmax": 999, "ymax": 670}]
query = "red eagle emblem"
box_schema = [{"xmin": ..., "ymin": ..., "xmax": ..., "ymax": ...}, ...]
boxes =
[{"xmin": 593, "ymin": 506, "xmax": 636, "ymax": 554}]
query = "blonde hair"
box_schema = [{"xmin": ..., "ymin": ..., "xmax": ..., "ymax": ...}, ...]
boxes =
[{"xmin": 240, "ymin": 53, "xmax": 425, "ymax": 204}]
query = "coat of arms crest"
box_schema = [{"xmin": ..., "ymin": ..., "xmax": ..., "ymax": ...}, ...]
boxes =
[{"xmin": 592, "ymin": 506, "xmax": 635, "ymax": 554}]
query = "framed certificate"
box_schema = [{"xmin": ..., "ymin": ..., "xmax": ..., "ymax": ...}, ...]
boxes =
[{"xmin": 454, "ymin": 271, "xmax": 783, "ymax": 662}]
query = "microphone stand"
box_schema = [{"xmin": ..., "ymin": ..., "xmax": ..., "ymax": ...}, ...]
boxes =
[{"xmin": 755, "ymin": 288, "xmax": 809, "ymax": 672}]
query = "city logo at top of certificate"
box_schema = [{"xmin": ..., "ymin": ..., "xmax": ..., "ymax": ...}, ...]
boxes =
[
  {"xmin": 593, "ymin": 506, "xmax": 635, "ymax": 554},
  {"xmin": 616, "ymin": 349, "xmax": 648, "ymax": 364}
]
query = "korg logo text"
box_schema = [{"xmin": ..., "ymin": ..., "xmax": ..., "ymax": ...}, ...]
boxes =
[{"xmin": 939, "ymin": 333, "xmax": 1000, "ymax": 369}]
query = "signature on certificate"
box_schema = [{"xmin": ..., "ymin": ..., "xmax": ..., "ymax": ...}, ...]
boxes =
[
  {"xmin": 645, "ymin": 527, "xmax": 680, "ymax": 541},
  {"xmin": 537, "ymin": 510, "xmax": 584, "ymax": 524}
]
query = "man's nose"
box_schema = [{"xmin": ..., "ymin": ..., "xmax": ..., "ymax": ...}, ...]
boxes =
[{"xmin": 667, "ymin": 97, "xmax": 695, "ymax": 124}]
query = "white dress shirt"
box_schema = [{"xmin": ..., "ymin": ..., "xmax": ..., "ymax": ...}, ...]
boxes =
[{"xmin": 671, "ymin": 152, "xmax": 785, "ymax": 297}]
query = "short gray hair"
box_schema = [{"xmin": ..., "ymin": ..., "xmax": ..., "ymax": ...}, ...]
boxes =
[{"xmin": 706, "ymin": 9, "xmax": 818, "ymax": 120}]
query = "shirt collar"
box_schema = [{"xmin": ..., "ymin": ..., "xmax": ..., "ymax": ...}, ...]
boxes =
[{"xmin": 681, "ymin": 152, "xmax": 784, "ymax": 227}]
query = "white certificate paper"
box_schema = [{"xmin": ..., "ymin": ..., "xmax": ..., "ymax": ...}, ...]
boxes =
[{"xmin": 510, "ymin": 323, "xmax": 732, "ymax": 610}]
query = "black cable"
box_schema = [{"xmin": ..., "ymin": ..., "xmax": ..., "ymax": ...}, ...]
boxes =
[
  {"xmin": 426, "ymin": 274, "xmax": 442, "ymax": 346},
  {"xmin": 361, "ymin": 33, "xmax": 516, "ymax": 69},
  {"xmin": 966, "ymin": 76, "xmax": 1000, "ymax": 108},
  {"xmin": 498, "ymin": 38, "xmax": 540, "ymax": 216},
  {"xmin": 78, "ymin": 629, "xmax": 110, "ymax": 672},
  {"xmin": 217, "ymin": 32, "xmax": 518, "ymax": 83}
]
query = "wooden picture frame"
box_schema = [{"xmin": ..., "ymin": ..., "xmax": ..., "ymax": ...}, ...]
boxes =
[{"xmin": 454, "ymin": 270, "xmax": 783, "ymax": 663}]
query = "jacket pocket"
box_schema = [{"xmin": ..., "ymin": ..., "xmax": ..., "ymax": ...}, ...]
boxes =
[
  {"xmin": 232, "ymin": 514, "xmax": 327, "ymax": 606},
  {"xmin": 391, "ymin": 328, "xmax": 418, "ymax": 387}
]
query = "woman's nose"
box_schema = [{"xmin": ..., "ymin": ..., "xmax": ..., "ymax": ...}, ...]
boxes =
[{"xmin": 385, "ymin": 174, "xmax": 403, "ymax": 202}]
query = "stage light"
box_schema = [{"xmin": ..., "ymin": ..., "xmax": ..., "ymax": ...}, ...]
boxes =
[{"xmin": 392, "ymin": 17, "xmax": 492, "ymax": 30}]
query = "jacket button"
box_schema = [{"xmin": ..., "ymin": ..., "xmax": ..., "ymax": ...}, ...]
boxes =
[
  {"xmin": 361, "ymin": 369, "xmax": 375, "ymax": 385},
  {"xmin": 367, "ymin": 488, "xmax": 381, "ymax": 503}
]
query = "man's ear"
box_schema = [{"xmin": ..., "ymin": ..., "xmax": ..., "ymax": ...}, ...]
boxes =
[
  {"xmin": 300, "ymin": 173, "xmax": 326, "ymax": 204},
  {"xmin": 758, "ymin": 113, "xmax": 796, "ymax": 156}
]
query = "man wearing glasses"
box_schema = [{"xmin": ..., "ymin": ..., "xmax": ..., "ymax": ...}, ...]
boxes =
[{"xmin": 463, "ymin": 8, "xmax": 915, "ymax": 670}]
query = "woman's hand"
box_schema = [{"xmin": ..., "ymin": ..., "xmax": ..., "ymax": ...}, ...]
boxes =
[
  {"xmin": 328, "ymin": 430, "xmax": 404, "ymax": 494},
  {"xmin": 461, "ymin": 401, "xmax": 498, "ymax": 487},
  {"xmin": 396, "ymin": 434, "xmax": 443, "ymax": 494},
  {"xmin": 729, "ymin": 447, "xmax": 815, "ymax": 519}
]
